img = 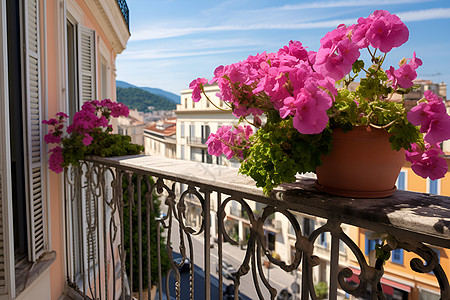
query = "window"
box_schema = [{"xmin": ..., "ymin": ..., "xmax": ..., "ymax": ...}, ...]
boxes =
[
  {"xmin": 64, "ymin": 5, "xmax": 98, "ymax": 285},
  {"xmin": 100, "ymin": 57, "xmax": 109, "ymax": 100},
  {"xmin": 391, "ymin": 249, "xmax": 403, "ymax": 264},
  {"xmin": 339, "ymin": 240, "xmax": 346, "ymax": 254},
  {"xmin": 0, "ymin": 0, "xmax": 48, "ymax": 296},
  {"xmin": 365, "ymin": 232, "xmax": 381, "ymax": 255},
  {"xmin": 189, "ymin": 124, "xmax": 195, "ymax": 140},
  {"xmin": 185, "ymin": 98, "xmax": 187, "ymax": 108},
  {"xmin": 202, "ymin": 150, "xmax": 213, "ymax": 164},
  {"xmin": 428, "ymin": 179, "xmax": 440, "ymax": 195},
  {"xmin": 303, "ymin": 217, "xmax": 315, "ymax": 237},
  {"xmin": 201, "ymin": 125, "xmax": 210, "ymax": 144},
  {"xmin": 396, "ymin": 170, "xmax": 406, "ymax": 190},
  {"xmin": 180, "ymin": 123, "xmax": 185, "ymax": 138},
  {"xmin": 66, "ymin": 19, "xmax": 78, "ymax": 121},
  {"xmin": 319, "ymin": 232, "xmax": 327, "ymax": 248},
  {"xmin": 180, "ymin": 145, "xmax": 185, "ymax": 160}
]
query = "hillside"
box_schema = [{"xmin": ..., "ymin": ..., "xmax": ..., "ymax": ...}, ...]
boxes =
[
  {"xmin": 116, "ymin": 80, "xmax": 180, "ymax": 104},
  {"xmin": 116, "ymin": 87, "xmax": 176, "ymax": 112}
]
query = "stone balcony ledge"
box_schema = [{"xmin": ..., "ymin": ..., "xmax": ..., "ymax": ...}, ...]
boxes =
[{"xmin": 88, "ymin": 154, "xmax": 450, "ymax": 248}]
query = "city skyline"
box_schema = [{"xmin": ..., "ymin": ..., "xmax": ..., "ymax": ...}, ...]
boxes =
[{"xmin": 116, "ymin": 0, "xmax": 450, "ymax": 96}]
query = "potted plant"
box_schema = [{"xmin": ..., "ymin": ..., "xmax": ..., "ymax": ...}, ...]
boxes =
[
  {"xmin": 189, "ymin": 10, "xmax": 450, "ymax": 197},
  {"xmin": 43, "ymin": 99, "xmax": 143, "ymax": 173}
]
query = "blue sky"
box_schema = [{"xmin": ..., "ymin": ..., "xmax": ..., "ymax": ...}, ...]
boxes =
[{"xmin": 116, "ymin": 0, "xmax": 450, "ymax": 96}]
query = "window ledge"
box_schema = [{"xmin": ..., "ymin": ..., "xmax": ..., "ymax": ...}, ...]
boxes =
[{"xmin": 15, "ymin": 252, "xmax": 56, "ymax": 297}]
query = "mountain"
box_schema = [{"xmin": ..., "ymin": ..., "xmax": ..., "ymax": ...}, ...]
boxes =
[
  {"xmin": 116, "ymin": 80, "xmax": 180, "ymax": 104},
  {"xmin": 116, "ymin": 87, "xmax": 176, "ymax": 112}
]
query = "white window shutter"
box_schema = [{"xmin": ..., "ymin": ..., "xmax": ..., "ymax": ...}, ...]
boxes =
[
  {"xmin": 0, "ymin": 110, "xmax": 14, "ymax": 298},
  {"xmin": 23, "ymin": 0, "xmax": 46, "ymax": 262},
  {"xmin": 77, "ymin": 24, "xmax": 96, "ymax": 106},
  {"xmin": 0, "ymin": 17, "xmax": 14, "ymax": 296},
  {"xmin": 77, "ymin": 24, "xmax": 98, "ymax": 268}
]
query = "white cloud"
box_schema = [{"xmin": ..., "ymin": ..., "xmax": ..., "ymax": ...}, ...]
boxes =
[
  {"xmin": 273, "ymin": 0, "xmax": 434, "ymax": 10},
  {"xmin": 130, "ymin": 7, "xmax": 450, "ymax": 42},
  {"xmin": 396, "ymin": 8, "xmax": 450, "ymax": 21},
  {"xmin": 120, "ymin": 48, "xmax": 253, "ymax": 60}
]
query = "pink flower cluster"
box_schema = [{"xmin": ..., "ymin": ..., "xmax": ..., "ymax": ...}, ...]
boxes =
[
  {"xmin": 313, "ymin": 10, "xmax": 409, "ymax": 81},
  {"xmin": 196, "ymin": 40, "xmax": 336, "ymax": 135},
  {"xmin": 43, "ymin": 99, "xmax": 130, "ymax": 173},
  {"xmin": 206, "ymin": 125, "xmax": 253, "ymax": 159},
  {"xmin": 190, "ymin": 9, "xmax": 450, "ymax": 182},
  {"xmin": 406, "ymin": 91, "xmax": 450, "ymax": 179},
  {"xmin": 405, "ymin": 143, "xmax": 447, "ymax": 181},
  {"xmin": 352, "ymin": 10, "xmax": 409, "ymax": 53},
  {"xmin": 386, "ymin": 52, "xmax": 423, "ymax": 89}
]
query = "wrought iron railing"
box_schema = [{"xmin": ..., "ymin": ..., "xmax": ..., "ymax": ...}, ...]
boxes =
[
  {"xmin": 64, "ymin": 155, "xmax": 450, "ymax": 300},
  {"xmin": 186, "ymin": 136, "xmax": 208, "ymax": 146},
  {"xmin": 115, "ymin": 0, "xmax": 129, "ymax": 30}
]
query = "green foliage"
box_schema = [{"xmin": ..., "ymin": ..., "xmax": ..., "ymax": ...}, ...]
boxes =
[
  {"xmin": 375, "ymin": 243, "xmax": 391, "ymax": 262},
  {"xmin": 117, "ymin": 87, "xmax": 176, "ymax": 112},
  {"xmin": 314, "ymin": 281, "xmax": 328, "ymax": 299},
  {"xmin": 122, "ymin": 175, "xmax": 171, "ymax": 290},
  {"xmin": 239, "ymin": 119, "xmax": 332, "ymax": 195},
  {"xmin": 329, "ymin": 60, "xmax": 423, "ymax": 151},
  {"xmin": 61, "ymin": 130, "xmax": 144, "ymax": 168}
]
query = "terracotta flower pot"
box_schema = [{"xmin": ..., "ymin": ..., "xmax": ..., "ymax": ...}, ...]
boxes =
[{"xmin": 315, "ymin": 126, "xmax": 405, "ymax": 198}]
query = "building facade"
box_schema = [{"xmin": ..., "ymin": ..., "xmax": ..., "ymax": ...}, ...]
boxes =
[
  {"xmin": 143, "ymin": 117, "xmax": 177, "ymax": 158},
  {"xmin": 0, "ymin": 0, "xmax": 129, "ymax": 298},
  {"xmin": 117, "ymin": 108, "xmax": 146, "ymax": 145},
  {"xmin": 177, "ymin": 84, "xmax": 239, "ymax": 167}
]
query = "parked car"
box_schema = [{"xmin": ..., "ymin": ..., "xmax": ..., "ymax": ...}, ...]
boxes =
[
  {"xmin": 174, "ymin": 257, "xmax": 190, "ymax": 273},
  {"xmin": 216, "ymin": 261, "xmax": 237, "ymax": 280},
  {"xmin": 277, "ymin": 288, "xmax": 292, "ymax": 300}
]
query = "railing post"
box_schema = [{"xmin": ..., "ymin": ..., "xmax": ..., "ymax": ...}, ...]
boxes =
[
  {"xmin": 217, "ymin": 192, "xmax": 223, "ymax": 300},
  {"xmin": 329, "ymin": 229, "xmax": 340, "ymax": 300},
  {"xmin": 202, "ymin": 189, "xmax": 211, "ymax": 300},
  {"xmin": 137, "ymin": 174, "xmax": 143, "ymax": 299}
]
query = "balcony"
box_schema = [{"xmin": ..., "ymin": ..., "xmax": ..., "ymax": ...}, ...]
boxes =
[
  {"xmin": 64, "ymin": 155, "xmax": 450, "ymax": 300},
  {"xmin": 116, "ymin": 0, "xmax": 130, "ymax": 29},
  {"xmin": 186, "ymin": 136, "xmax": 208, "ymax": 147}
]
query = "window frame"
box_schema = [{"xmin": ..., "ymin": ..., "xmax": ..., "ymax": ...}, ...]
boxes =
[
  {"xmin": 396, "ymin": 169, "xmax": 407, "ymax": 191},
  {"xmin": 427, "ymin": 178, "xmax": 440, "ymax": 195}
]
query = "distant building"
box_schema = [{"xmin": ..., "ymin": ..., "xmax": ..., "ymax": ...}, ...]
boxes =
[
  {"xmin": 117, "ymin": 108, "xmax": 146, "ymax": 145},
  {"xmin": 177, "ymin": 83, "xmax": 240, "ymax": 167},
  {"xmin": 403, "ymin": 79, "xmax": 447, "ymax": 111},
  {"xmin": 143, "ymin": 117, "xmax": 177, "ymax": 158}
]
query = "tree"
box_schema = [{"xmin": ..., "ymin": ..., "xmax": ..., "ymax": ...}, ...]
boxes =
[{"xmin": 122, "ymin": 174, "xmax": 170, "ymax": 291}]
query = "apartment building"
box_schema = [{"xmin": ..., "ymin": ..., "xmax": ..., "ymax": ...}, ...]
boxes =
[
  {"xmin": 0, "ymin": 0, "xmax": 130, "ymax": 298},
  {"xmin": 143, "ymin": 117, "xmax": 176, "ymax": 158}
]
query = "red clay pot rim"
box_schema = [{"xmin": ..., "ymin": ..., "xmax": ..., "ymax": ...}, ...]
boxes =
[{"xmin": 315, "ymin": 180, "xmax": 397, "ymax": 198}]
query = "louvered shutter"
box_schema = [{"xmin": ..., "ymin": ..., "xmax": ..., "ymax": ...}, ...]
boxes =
[
  {"xmin": 0, "ymin": 13, "xmax": 14, "ymax": 295},
  {"xmin": 0, "ymin": 108, "xmax": 14, "ymax": 298},
  {"xmin": 23, "ymin": 0, "xmax": 45, "ymax": 262},
  {"xmin": 77, "ymin": 24, "xmax": 96, "ymax": 105},
  {"xmin": 77, "ymin": 24, "xmax": 97, "ymax": 267}
]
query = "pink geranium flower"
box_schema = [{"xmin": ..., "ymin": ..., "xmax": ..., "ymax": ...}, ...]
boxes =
[
  {"xmin": 353, "ymin": 10, "xmax": 409, "ymax": 53},
  {"xmin": 189, "ymin": 78, "xmax": 208, "ymax": 102},
  {"xmin": 408, "ymin": 90, "xmax": 450, "ymax": 144},
  {"xmin": 406, "ymin": 143, "xmax": 447, "ymax": 180},
  {"xmin": 314, "ymin": 25, "xmax": 361, "ymax": 80},
  {"xmin": 42, "ymin": 99, "xmax": 134, "ymax": 173},
  {"xmin": 48, "ymin": 146, "xmax": 64, "ymax": 174}
]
